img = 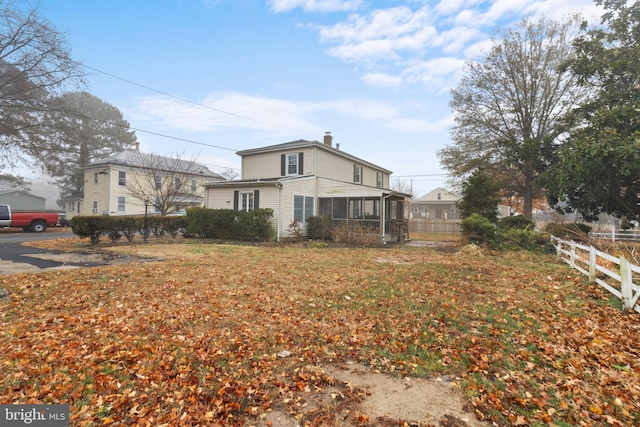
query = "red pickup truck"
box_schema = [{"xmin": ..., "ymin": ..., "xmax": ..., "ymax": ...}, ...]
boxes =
[{"xmin": 0, "ymin": 204, "xmax": 60, "ymax": 232}]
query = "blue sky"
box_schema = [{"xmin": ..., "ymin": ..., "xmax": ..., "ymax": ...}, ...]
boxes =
[{"xmin": 24, "ymin": 0, "xmax": 603, "ymax": 197}]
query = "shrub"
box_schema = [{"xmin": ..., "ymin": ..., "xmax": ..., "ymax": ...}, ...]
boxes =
[
  {"xmin": 306, "ymin": 216, "xmax": 333, "ymax": 240},
  {"xmin": 496, "ymin": 228, "xmax": 550, "ymax": 252},
  {"xmin": 498, "ymin": 215, "xmax": 535, "ymax": 231},
  {"xmin": 460, "ymin": 213, "xmax": 495, "ymax": 244},
  {"xmin": 185, "ymin": 208, "xmax": 274, "ymax": 240},
  {"xmin": 332, "ymin": 222, "xmax": 381, "ymax": 246},
  {"xmin": 71, "ymin": 216, "xmax": 107, "ymax": 244}
]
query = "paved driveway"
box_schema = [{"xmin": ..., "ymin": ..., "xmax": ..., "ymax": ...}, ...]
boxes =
[{"xmin": 0, "ymin": 230, "xmax": 110, "ymax": 275}]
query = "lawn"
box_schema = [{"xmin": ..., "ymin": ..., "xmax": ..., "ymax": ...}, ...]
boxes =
[{"xmin": 0, "ymin": 239, "xmax": 638, "ymax": 426}]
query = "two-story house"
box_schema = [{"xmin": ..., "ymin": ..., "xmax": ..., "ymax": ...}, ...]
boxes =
[
  {"xmin": 203, "ymin": 133, "xmax": 411, "ymax": 241},
  {"xmin": 65, "ymin": 144, "xmax": 224, "ymax": 219},
  {"xmin": 412, "ymin": 187, "xmax": 461, "ymax": 220}
]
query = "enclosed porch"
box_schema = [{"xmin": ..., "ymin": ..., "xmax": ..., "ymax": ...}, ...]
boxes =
[{"xmin": 317, "ymin": 193, "xmax": 410, "ymax": 243}]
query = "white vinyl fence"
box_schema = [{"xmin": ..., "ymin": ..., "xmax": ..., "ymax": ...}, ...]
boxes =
[
  {"xmin": 589, "ymin": 225, "xmax": 640, "ymax": 242},
  {"xmin": 551, "ymin": 235, "xmax": 640, "ymax": 313}
]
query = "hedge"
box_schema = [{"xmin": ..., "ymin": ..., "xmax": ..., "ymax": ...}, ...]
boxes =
[{"xmin": 71, "ymin": 208, "xmax": 274, "ymax": 244}]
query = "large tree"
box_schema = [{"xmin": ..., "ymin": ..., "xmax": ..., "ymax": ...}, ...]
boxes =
[
  {"xmin": 29, "ymin": 91, "xmax": 137, "ymax": 197},
  {"xmin": 439, "ymin": 16, "xmax": 588, "ymax": 219},
  {"xmin": 0, "ymin": 0, "xmax": 83, "ymax": 168},
  {"xmin": 545, "ymin": 0, "xmax": 640, "ymax": 221}
]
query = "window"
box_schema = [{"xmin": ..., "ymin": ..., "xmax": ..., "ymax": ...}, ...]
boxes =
[
  {"xmin": 174, "ymin": 177, "xmax": 182, "ymax": 189},
  {"xmin": 0, "ymin": 204, "xmax": 9, "ymax": 220},
  {"xmin": 118, "ymin": 171, "xmax": 126, "ymax": 186},
  {"xmin": 234, "ymin": 190, "xmax": 259, "ymax": 211},
  {"xmin": 92, "ymin": 201, "xmax": 98, "ymax": 214},
  {"xmin": 117, "ymin": 196, "xmax": 126, "ymax": 213},
  {"xmin": 240, "ymin": 192, "xmax": 254, "ymax": 211},
  {"xmin": 281, "ymin": 152, "xmax": 304, "ymax": 176},
  {"xmin": 94, "ymin": 172, "xmax": 99, "ymax": 184},
  {"xmin": 190, "ymin": 179, "xmax": 197, "ymax": 192},
  {"xmin": 287, "ymin": 153, "xmax": 299, "ymax": 175},
  {"xmin": 294, "ymin": 195, "xmax": 314, "ymax": 224},
  {"xmin": 354, "ymin": 164, "xmax": 363, "ymax": 184},
  {"xmin": 154, "ymin": 174, "xmax": 162, "ymax": 190},
  {"xmin": 437, "ymin": 192, "xmax": 441, "ymax": 200},
  {"xmin": 376, "ymin": 172, "xmax": 383, "ymax": 188},
  {"xmin": 67, "ymin": 201, "xmax": 75, "ymax": 211}
]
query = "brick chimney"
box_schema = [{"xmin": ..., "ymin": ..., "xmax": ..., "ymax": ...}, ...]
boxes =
[
  {"xmin": 134, "ymin": 142, "xmax": 140, "ymax": 152},
  {"xmin": 323, "ymin": 131, "xmax": 332, "ymax": 147}
]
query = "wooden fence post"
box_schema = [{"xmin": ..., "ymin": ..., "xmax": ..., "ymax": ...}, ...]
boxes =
[
  {"xmin": 620, "ymin": 257, "xmax": 632, "ymax": 311},
  {"xmin": 589, "ymin": 247, "xmax": 596, "ymax": 283},
  {"xmin": 569, "ymin": 242, "xmax": 576, "ymax": 268}
]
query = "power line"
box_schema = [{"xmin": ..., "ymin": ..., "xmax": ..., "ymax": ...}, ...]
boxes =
[{"xmin": 81, "ymin": 63, "xmax": 295, "ymax": 131}]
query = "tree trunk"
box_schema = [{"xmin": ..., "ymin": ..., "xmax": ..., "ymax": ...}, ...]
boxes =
[{"xmin": 523, "ymin": 173, "xmax": 533, "ymax": 219}]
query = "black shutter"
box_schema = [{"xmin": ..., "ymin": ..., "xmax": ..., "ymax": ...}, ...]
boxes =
[
  {"xmin": 298, "ymin": 152, "xmax": 304, "ymax": 175},
  {"xmin": 233, "ymin": 190, "xmax": 239, "ymax": 210},
  {"xmin": 254, "ymin": 190, "xmax": 259, "ymax": 209},
  {"xmin": 281, "ymin": 154, "xmax": 286, "ymax": 176}
]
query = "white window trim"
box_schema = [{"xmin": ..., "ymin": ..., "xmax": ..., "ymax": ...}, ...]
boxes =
[
  {"xmin": 286, "ymin": 153, "xmax": 299, "ymax": 176},
  {"xmin": 293, "ymin": 194, "xmax": 314, "ymax": 224},
  {"xmin": 240, "ymin": 192, "xmax": 254, "ymax": 212},
  {"xmin": 354, "ymin": 164, "xmax": 363, "ymax": 184},
  {"xmin": 117, "ymin": 196, "xmax": 126, "ymax": 213}
]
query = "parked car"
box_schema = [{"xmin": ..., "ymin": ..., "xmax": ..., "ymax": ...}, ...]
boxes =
[{"xmin": 0, "ymin": 204, "xmax": 60, "ymax": 232}]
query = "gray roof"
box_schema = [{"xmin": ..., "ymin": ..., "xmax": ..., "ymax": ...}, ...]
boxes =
[{"xmin": 88, "ymin": 150, "xmax": 224, "ymax": 179}]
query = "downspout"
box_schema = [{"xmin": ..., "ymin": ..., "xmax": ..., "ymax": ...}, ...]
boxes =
[{"xmin": 276, "ymin": 181, "xmax": 282, "ymax": 242}]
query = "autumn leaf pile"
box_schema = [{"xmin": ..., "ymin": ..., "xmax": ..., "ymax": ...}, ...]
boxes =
[{"xmin": 1, "ymin": 241, "xmax": 639, "ymax": 426}]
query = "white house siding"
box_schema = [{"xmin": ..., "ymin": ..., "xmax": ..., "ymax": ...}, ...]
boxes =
[
  {"xmin": 241, "ymin": 147, "xmax": 314, "ymax": 180},
  {"xmin": 317, "ymin": 178, "xmax": 386, "ymax": 198},
  {"xmin": 314, "ymin": 149, "xmax": 388, "ymax": 188},
  {"xmin": 205, "ymin": 185, "xmax": 281, "ymax": 237},
  {"xmin": 205, "ymin": 188, "xmax": 236, "ymax": 209},
  {"xmin": 276, "ymin": 177, "xmax": 315, "ymax": 237},
  {"xmin": 80, "ymin": 165, "xmax": 213, "ymax": 217}
]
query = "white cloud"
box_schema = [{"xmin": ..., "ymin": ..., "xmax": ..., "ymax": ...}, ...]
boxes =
[
  {"xmin": 130, "ymin": 92, "xmax": 318, "ymax": 134},
  {"xmin": 269, "ymin": 0, "xmax": 362, "ymax": 13},
  {"xmin": 130, "ymin": 91, "xmax": 448, "ymax": 137},
  {"xmin": 361, "ymin": 72, "xmax": 403, "ymax": 88},
  {"xmin": 402, "ymin": 57, "xmax": 467, "ymax": 91}
]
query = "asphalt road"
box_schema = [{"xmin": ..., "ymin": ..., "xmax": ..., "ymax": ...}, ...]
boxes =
[{"xmin": 0, "ymin": 229, "xmax": 105, "ymax": 275}]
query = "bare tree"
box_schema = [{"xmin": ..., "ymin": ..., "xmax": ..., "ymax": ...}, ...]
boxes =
[
  {"xmin": 390, "ymin": 179, "xmax": 413, "ymax": 197},
  {"xmin": 439, "ymin": 15, "xmax": 589, "ymax": 219},
  {"xmin": 126, "ymin": 151, "xmax": 223, "ymax": 215},
  {"xmin": 218, "ymin": 167, "xmax": 239, "ymax": 181},
  {"xmin": 0, "ymin": 1, "xmax": 84, "ymax": 168}
]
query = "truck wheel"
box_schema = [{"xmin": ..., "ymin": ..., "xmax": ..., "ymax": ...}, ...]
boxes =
[{"xmin": 31, "ymin": 221, "xmax": 47, "ymax": 233}]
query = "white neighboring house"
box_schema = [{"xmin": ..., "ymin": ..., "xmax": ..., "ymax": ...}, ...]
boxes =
[
  {"xmin": 412, "ymin": 187, "xmax": 511, "ymax": 221},
  {"xmin": 203, "ymin": 133, "xmax": 411, "ymax": 242},
  {"xmin": 64, "ymin": 144, "xmax": 224, "ymax": 219},
  {"xmin": 412, "ymin": 187, "xmax": 461, "ymax": 220}
]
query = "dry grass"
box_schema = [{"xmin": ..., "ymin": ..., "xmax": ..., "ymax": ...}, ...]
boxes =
[{"xmin": 1, "ymin": 238, "xmax": 639, "ymax": 426}]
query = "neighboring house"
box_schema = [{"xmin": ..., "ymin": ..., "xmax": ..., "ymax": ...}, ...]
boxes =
[
  {"xmin": 412, "ymin": 187, "xmax": 461, "ymax": 220},
  {"xmin": 0, "ymin": 189, "xmax": 46, "ymax": 211},
  {"xmin": 203, "ymin": 133, "xmax": 411, "ymax": 242},
  {"xmin": 413, "ymin": 186, "xmax": 512, "ymax": 221},
  {"xmin": 64, "ymin": 144, "xmax": 224, "ymax": 219}
]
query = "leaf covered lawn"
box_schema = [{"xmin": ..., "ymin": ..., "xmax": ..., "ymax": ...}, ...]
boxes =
[{"xmin": 1, "ymin": 241, "xmax": 639, "ymax": 426}]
